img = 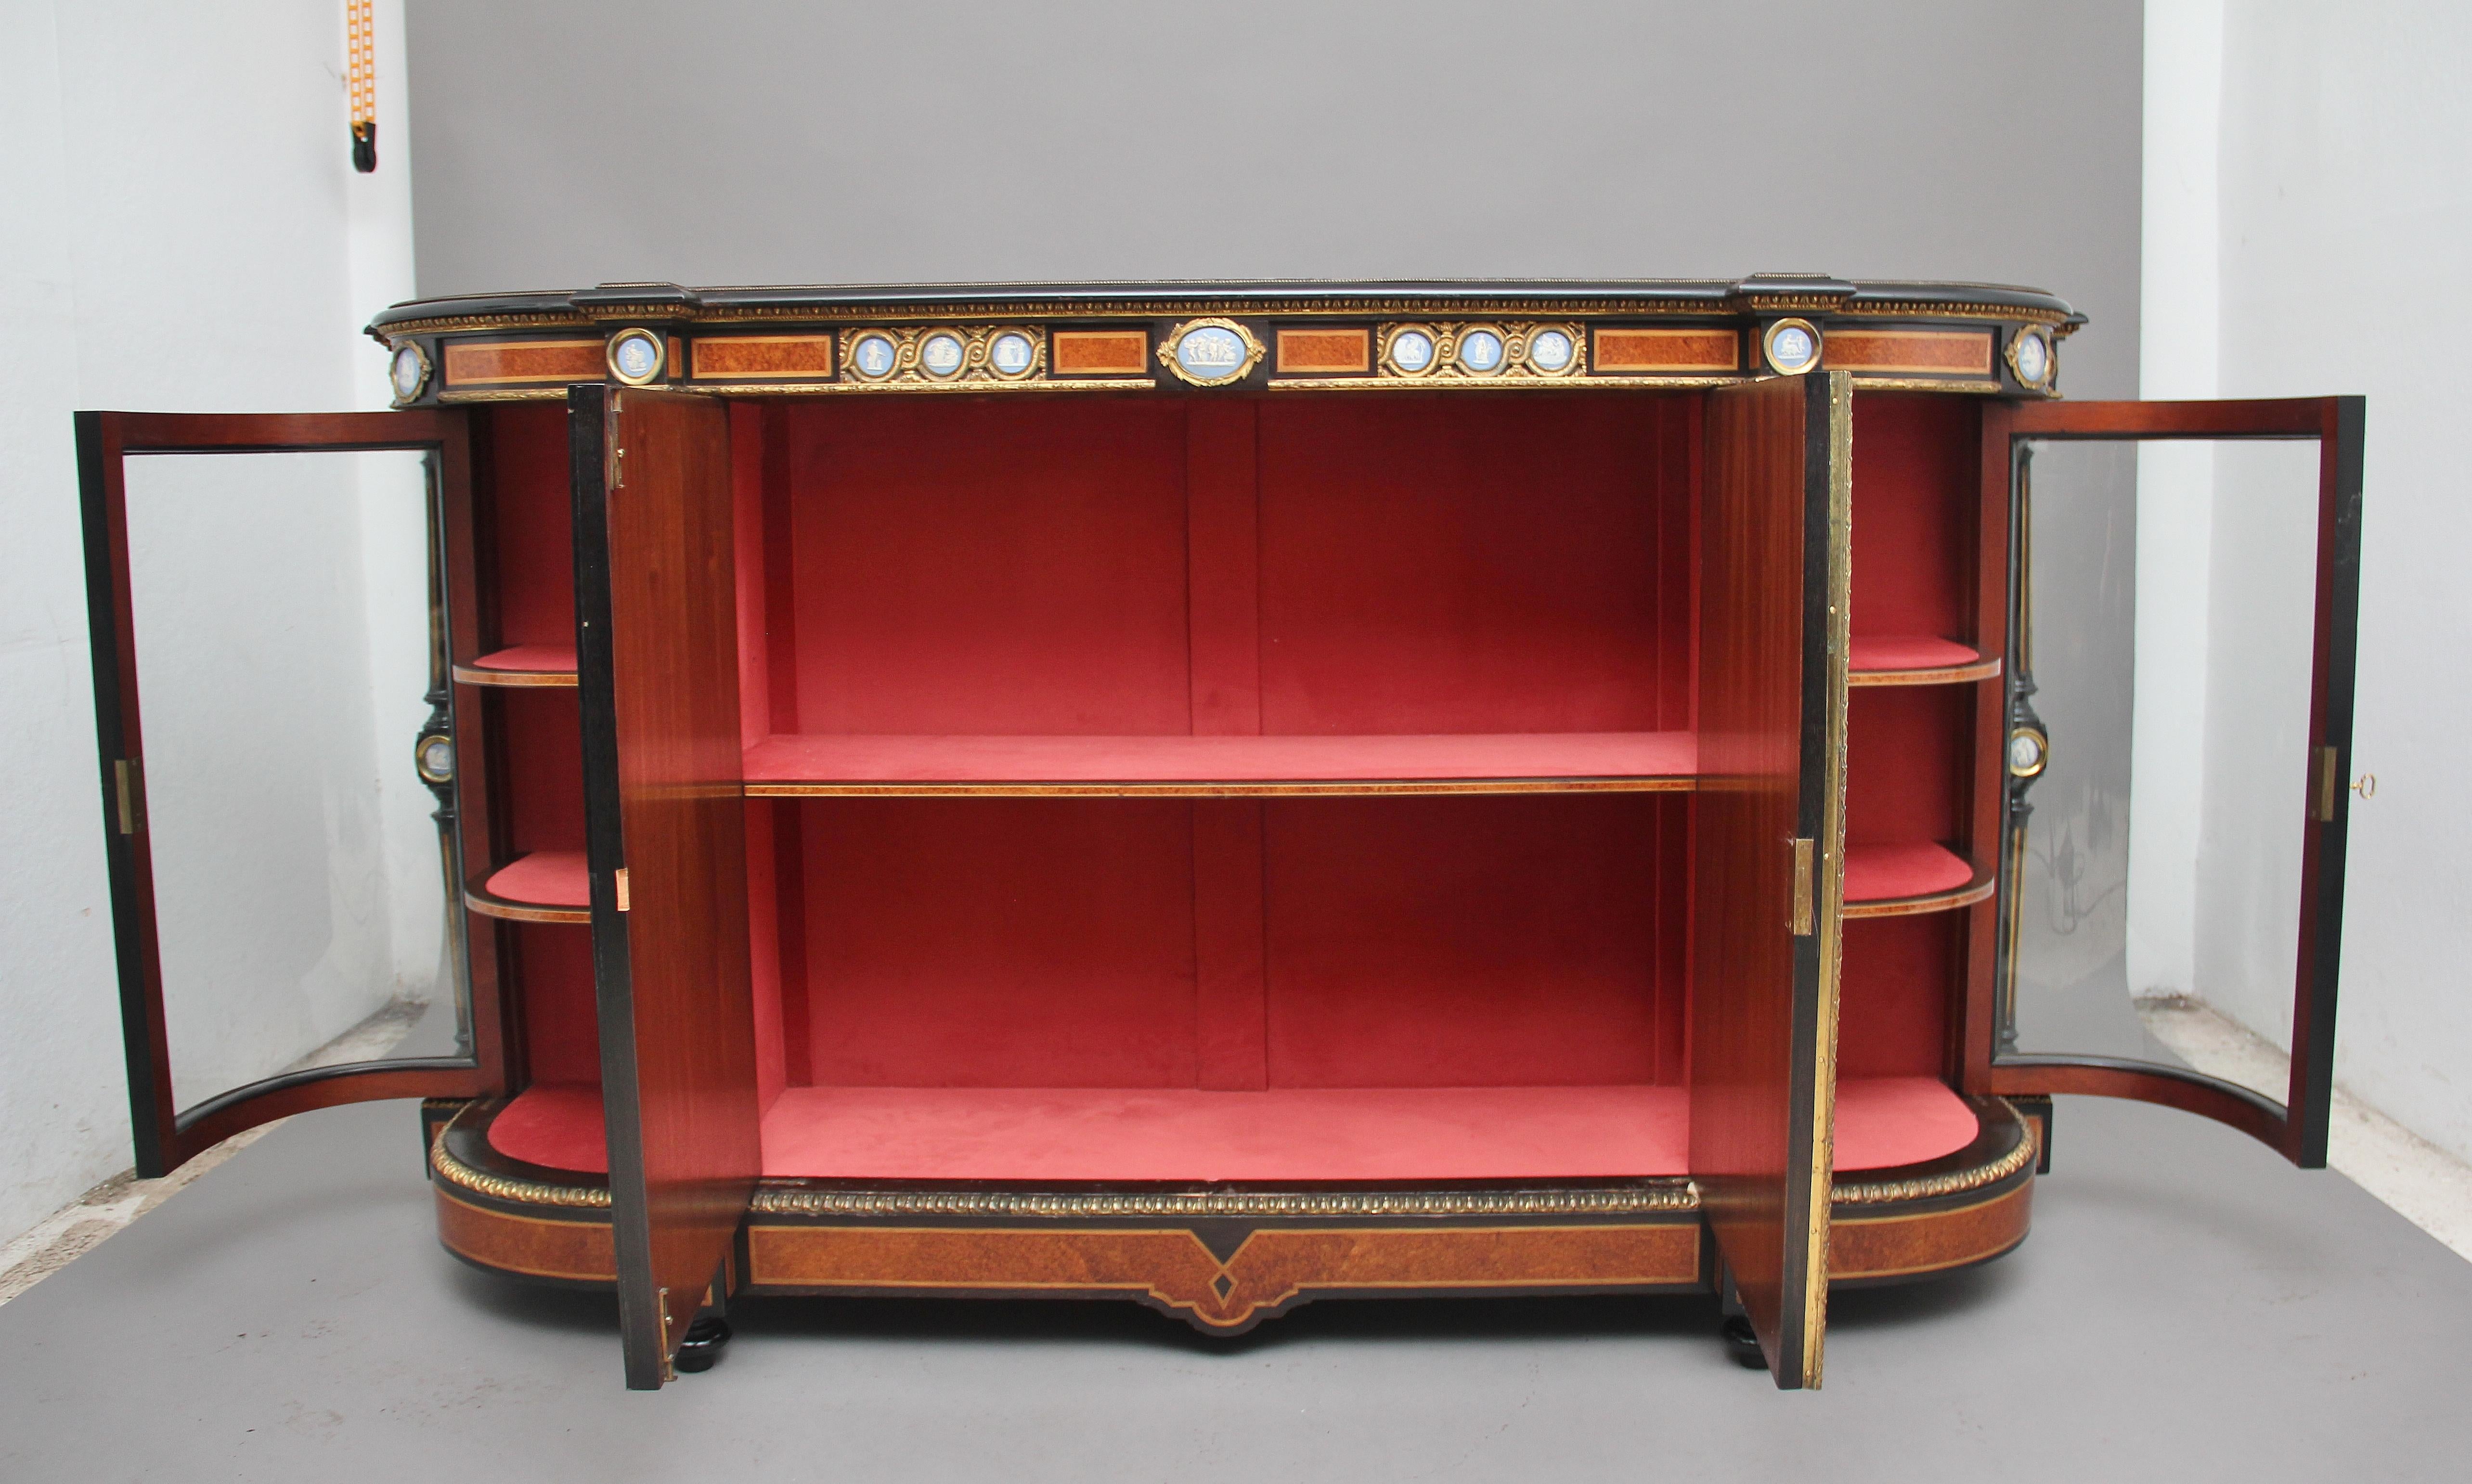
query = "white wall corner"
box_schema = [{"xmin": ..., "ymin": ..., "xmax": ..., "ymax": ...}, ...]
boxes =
[{"xmin": 2125, "ymin": 0, "xmax": 2226, "ymax": 1000}]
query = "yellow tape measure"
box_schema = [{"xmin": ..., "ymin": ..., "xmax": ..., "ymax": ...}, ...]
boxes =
[{"xmin": 348, "ymin": 0, "xmax": 376, "ymax": 172}]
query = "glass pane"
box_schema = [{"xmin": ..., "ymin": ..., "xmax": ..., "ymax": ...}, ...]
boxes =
[
  {"xmin": 2005, "ymin": 436, "xmax": 2322, "ymax": 1088},
  {"xmin": 121, "ymin": 448, "xmax": 468, "ymax": 1115}
]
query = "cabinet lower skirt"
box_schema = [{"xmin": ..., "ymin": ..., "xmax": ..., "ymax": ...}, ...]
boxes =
[{"xmin": 422, "ymin": 1096, "xmax": 2033, "ymax": 1332}]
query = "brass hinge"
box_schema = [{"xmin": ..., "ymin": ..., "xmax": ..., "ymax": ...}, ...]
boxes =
[
  {"xmin": 608, "ymin": 393, "xmax": 624, "ymax": 490},
  {"xmin": 614, "ymin": 866, "xmax": 631, "ymax": 913},
  {"xmin": 656, "ymin": 1285, "xmax": 674, "ymax": 1383},
  {"xmin": 113, "ymin": 758, "xmax": 146, "ymax": 835},
  {"xmin": 1789, "ymin": 838, "xmax": 1815, "ymax": 936},
  {"xmin": 2312, "ymin": 745, "xmax": 2341, "ymax": 823}
]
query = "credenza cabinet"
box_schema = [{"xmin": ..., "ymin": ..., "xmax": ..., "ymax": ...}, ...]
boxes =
[{"xmin": 78, "ymin": 277, "xmax": 2363, "ymax": 1389}]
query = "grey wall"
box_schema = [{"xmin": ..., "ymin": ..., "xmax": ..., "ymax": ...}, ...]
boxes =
[{"xmin": 405, "ymin": 0, "xmax": 2143, "ymax": 395}]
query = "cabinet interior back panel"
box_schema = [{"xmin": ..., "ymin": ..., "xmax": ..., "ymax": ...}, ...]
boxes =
[
  {"xmin": 1255, "ymin": 395, "xmax": 1695, "ymax": 735},
  {"xmin": 788, "ymin": 794, "xmax": 1683, "ymax": 1091},
  {"xmin": 484, "ymin": 402, "xmax": 576, "ymax": 649},
  {"xmin": 783, "ymin": 400, "xmax": 1194, "ymax": 736},
  {"xmin": 1849, "ymin": 393, "xmax": 1978, "ymax": 642}
]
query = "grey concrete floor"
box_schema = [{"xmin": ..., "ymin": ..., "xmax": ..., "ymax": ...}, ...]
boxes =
[{"xmin": 1, "ymin": 1091, "xmax": 2468, "ymax": 1482}]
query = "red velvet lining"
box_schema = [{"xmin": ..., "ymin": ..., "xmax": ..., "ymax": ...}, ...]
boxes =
[
  {"xmin": 1846, "ymin": 685, "xmax": 1968, "ymax": 847},
  {"xmin": 1255, "ymin": 397, "xmax": 1691, "ymax": 734},
  {"xmin": 486, "ymin": 1075, "xmax": 1978, "ymax": 1180},
  {"xmin": 744, "ymin": 731, "xmax": 1695, "ymax": 786},
  {"xmin": 800, "ymin": 800, "xmax": 1202, "ymax": 1087},
  {"xmin": 784, "ymin": 400, "xmax": 1195, "ymax": 735},
  {"xmin": 1261, "ymin": 795, "xmax": 1678, "ymax": 1086},
  {"xmin": 481, "ymin": 404, "xmax": 576, "ymax": 650},
  {"xmin": 497, "ymin": 687, "xmax": 584, "ymax": 858},
  {"xmin": 470, "ymin": 644, "xmax": 576, "ymax": 674},
  {"xmin": 1844, "ymin": 842, "xmax": 1973, "ymax": 903},
  {"xmin": 509, "ymin": 925, "xmax": 600, "ymax": 1085},
  {"xmin": 789, "ymin": 796, "xmax": 1681, "ymax": 1090},
  {"xmin": 1850, "ymin": 394, "xmax": 1975, "ymax": 643},
  {"xmin": 482, "ymin": 851, "xmax": 589, "ymax": 907},
  {"xmin": 1839, "ymin": 916, "xmax": 1956, "ymax": 1078},
  {"xmin": 497, "ymin": 392, "xmax": 1982, "ymax": 1163},
  {"xmin": 1847, "ymin": 634, "xmax": 1978, "ymax": 673}
]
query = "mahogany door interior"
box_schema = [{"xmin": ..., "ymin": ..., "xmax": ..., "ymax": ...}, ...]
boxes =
[
  {"xmin": 75, "ymin": 410, "xmax": 506, "ymax": 1178},
  {"xmin": 571, "ymin": 385, "xmax": 763, "ymax": 1388},
  {"xmin": 1978, "ymin": 397, "xmax": 2365, "ymax": 1168},
  {"xmin": 1690, "ymin": 371, "xmax": 1853, "ymax": 1389}
]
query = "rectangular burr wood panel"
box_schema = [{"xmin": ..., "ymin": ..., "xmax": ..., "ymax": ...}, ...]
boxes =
[
  {"xmin": 1276, "ymin": 328, "xmax": 1372, "ymax": 373},
  {"xmin": 691, "ymin": 335, "xmax": 834, "ymax": 380},
  {"xmin": 443, "ymin": 338, "xmax": 605, "ymax": 387},
  {"xmin": 574, "ymin": 386, "xmax": 762, "ymax": 1389},
  {"xmin": 743, "ymin": 1223, "xmax": 1705, "ymax": 1329},
  {"xmin": 1593, "ymin": 326, "xmax": 1740, "ymax": 372},
  {"xmin": 1822, "ymin": 329, "xmax": 1994, "ymax": 376},
  {"xmin": 1051, "ymin": 330, "xmax": 1151, "ymax": 374},
  {"xmin": 1690, "ymin": 372, "xmax": 1851, "ymax": 1390},
  {"xmin": 435, "ymin": 1191, "xmax": 617, "ymax": 1284}
]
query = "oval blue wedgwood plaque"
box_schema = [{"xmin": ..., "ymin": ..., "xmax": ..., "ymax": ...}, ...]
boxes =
[
  {"xmin": 1175, "ymin": 325, "xmax": 1250, "ymax": 382},
  {"xmin": 1390, "ymin": 329, "xmax": 1435, "ymax": 373},
  {"xmin": 990, "ymin": 333, "xmax": 1035, "ymax": 375},
  {"xmin": 1457, "ymin": 329, "xmax": 1505, "ymax": 373},
  {"xmin": 613, "ymin": 332, "xmax": 660, "ymax": 380},
  {"xmin": 852, "ymin": 334, "xmax": 897, "ymax": 377},
  {"xmin": 390, "ymin": 346, "xmax": 425, "ymax": 399},
  {"xmin": 1769, "ymin": 324, "xmax": 1816, "ymax": 372},
  {"xmin": 1528, "ymin": 329, "xmax": 1575, "ymax": 372},
  {"xmin": 920, "ymin": 333, "xmax": 966, "ymax": 376},
  {"xmin": 2014, "ymin": 331, "xmax": 2049, "ymax": 385}
]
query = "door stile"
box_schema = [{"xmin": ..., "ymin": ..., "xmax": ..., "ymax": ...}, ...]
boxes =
[
  {"xmin": 2283, "ymin": 394, "xmax": 2365, "ymax": 1166},
  {"xmin": 77, "ymin": 411, "xmax": 176, "ymax": 1177},
  {"xmin": 1981, "ymin": 397, "xmax": 2365, "ymax": 1167},
  {"xmin": 1788, "ymin": 370, "xmax": 1853, "ymax": 1383},
  {"xmin": 76, "ymin": 409, "xmax": 501, "ymax": 1178},
  {"xmin": 1957, "ymin": 404, "xmax": 2015, "ymax": 1093}
]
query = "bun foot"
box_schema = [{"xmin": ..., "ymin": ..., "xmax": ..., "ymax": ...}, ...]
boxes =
[
  {"xmin": 674, "ymin": 1316, "xmax": 733, "ymax": 1374},
  {"xmin": 1721, "ymin": 1314, "xmax": 1765, "ymax": 1369}
]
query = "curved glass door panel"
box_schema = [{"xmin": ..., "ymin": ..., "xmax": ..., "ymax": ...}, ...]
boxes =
[
  {"xmin": 79, "ymin": 412, "xmax": 502, "ymax": 1175},
  {"xmin": 1984, "ymin": 399, "xmax": 2363, "ymax": 1167}
]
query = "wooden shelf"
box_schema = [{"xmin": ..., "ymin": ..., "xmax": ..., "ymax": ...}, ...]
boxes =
[
  {"xmin": 742, "ymin": 731, "xmax": 1699, "ymax": 798},
  {"xmin": 466, "ymin": 850, "xmax": 590, "ymax": 923},
  {"xmin": 453, "ymin": 645, "xmax": 578, "ymax": 688},
  {"xmin": 1848, "ymin": 635, "xmax": 2001, "ymax": 687},
  {"xmin": 1843, "ymin": 841, "xmax": 1995, "ymax": 918},
  {"xmin": 485, "ymin": 1076, "xmax": 1983, "ymax": 1183}
]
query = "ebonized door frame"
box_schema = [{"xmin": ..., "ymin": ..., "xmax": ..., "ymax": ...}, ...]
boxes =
[
  {"xmin": 74, "ymin": 409, "xmax": 510, "ymax": 1178},
  {"xmin": 1975, "ymin": 396, "xmax": 2365, "ymax": 1168}
]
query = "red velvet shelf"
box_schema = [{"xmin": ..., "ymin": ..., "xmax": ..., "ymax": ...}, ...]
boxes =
[
  {"xmin": 452, "ymin": 644, "xmax": 578, "ymax": 688},
  {"xmin": 466, "ymin": 850, "xmax": 590, "ymax": 923},
  {"xmin": 1847, "ymin": 634, "xmax": 1999, "ymax": 686},
  {"xmin": 1843, "ymin": 841, "xmax": 1992, "ymax": 917},
  {"xmin": 487, "ymin": 1076, "xmax": 1980, "ymax": 1183},
  {"xmin": 742, "ymin": 731, "xmax": 1700, "ymax": 797}
]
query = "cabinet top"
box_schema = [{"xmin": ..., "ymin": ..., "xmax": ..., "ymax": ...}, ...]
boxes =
[
  {"xmin": 373, "ymin": 275, "xmax": 2075, "ymax": 334},
  {"xmin": 369, "ymin": 275, "xmax": 2081, "ymax": 403}
]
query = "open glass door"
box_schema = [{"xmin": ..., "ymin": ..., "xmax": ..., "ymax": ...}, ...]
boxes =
[
  {"xmin": 1692, "ymin": 372, "xmax": 1852, "ymax": 1389},
  {"xmin": 77, "ymin": 411, "xmax": 507, "ymax": 1178},
  {"xmin": 1978, "ymin": 398, "xmax": 2364, "ymax": 1167},
  {"xmin": 570, "ymin": 385, "xmax": 763, "ymax": 1388}
]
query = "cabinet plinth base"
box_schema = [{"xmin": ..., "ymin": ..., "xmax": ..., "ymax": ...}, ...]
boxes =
[{"xmin": 424, "ymin": 1094, "xmax": 2034, "ymax": 1333}]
